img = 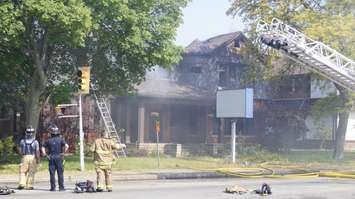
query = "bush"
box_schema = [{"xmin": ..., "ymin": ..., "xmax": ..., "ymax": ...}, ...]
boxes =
[{"xmin": 0, "ymin": 136, "xmax": 17, "ymax": 163}]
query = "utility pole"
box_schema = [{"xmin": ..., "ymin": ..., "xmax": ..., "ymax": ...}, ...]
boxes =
[{"xmin": 231, "ymin": 121, "xmax": 236, "ymax": 164}]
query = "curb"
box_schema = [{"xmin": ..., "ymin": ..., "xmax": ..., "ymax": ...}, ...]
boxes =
[
  {"xmin": 0, "ymin": 171, "xmax": 229, "ymax": 185},
  {"xmin": 156, "ymin": 172, "xmax": 229, "ymax": 180}
]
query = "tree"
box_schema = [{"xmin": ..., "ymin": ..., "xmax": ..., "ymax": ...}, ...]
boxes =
[
  {"xmin": 0, "ymin": 0, "xmax": 187, "ymax": 131},
  {"xmin": 227, "ymin": 0, "xmax": 355, "ymax": 159}
]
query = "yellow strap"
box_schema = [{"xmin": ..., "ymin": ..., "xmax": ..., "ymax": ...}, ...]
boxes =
[
  {"xmin": 95, "ymin": 161, "xmax": 112, "ymax": 166},
  {"xmin": 95, "ymin": 149, "xmax": 112, "ymax": 154}
]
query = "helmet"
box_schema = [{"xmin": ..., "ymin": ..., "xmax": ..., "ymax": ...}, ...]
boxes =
[
  {"xmin": 48, "ymin": 124, "xmax": 60, "ymax": 135},
  {"xmin": 25, "ymin": 126, "xmax": 35, "ymax": 141},
  {"xmin": 25, "ymin": 126, "xmax": 35, "ymax": 136},
  {"xmin": 100, "ymin": 131, "xmax": 110, "ymax": 138}
]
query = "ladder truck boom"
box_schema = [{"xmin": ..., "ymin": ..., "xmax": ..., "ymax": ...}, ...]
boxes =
[{"xmin": 256, "ymin": 18, "xmax": 355, "ymax": 91}]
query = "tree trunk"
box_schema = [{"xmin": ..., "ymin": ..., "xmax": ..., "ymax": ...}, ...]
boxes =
[
  {"xmin": 333, "ymin": 111, "xmax": 350, "ymax": 160},
  {"xmin": 333, "ymin": 85, "xmax": 352, "ymax": 160},
  {"xmin": 25, "ymin": 67, "xmax": 46, "ymax": 131}
]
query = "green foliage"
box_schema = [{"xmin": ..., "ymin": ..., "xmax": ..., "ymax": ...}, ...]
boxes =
[
  {"xmin": 85, "ymin": 0, "xmax": 188, "ymax": 95},
  {"xmin": 0, "ymin": 2, "xmax": 24, "ymax": 46},
  {"xmin": 228, "ymin": 0, "xmax": 355, "ymax": 159},
  {"xmin": 1, "ymin": 136, "xmax": 15, "ymax": 153},
  {"xmin": 0, "ymin": 136, "xmax": 17, "ymax": 163},
  {"xmin": 228, "ymin": 0, "xmax": 355, "ymax": 96},
  {"xmin": 0, "ymin": 0, "xmax": 188, "ymax": 128},
  {"xmin": 229, "ymin": 0, "xmax": 354, "ymax": 78},
  {"xmin": 25, "ymin": 0, "xmax": 92, "ymax": 47},
  {"xmin": 50, "ymin": 82, "xmax": 74, "ymax": 106},
  {"xmin": 312, "ymin": 93, "xmax": 341, "ymax": 117},
  {"xmin": 313, "ymin": 119, "xmax": 333, "ymax": 149}
]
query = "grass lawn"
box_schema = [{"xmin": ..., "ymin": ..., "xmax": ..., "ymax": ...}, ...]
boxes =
[
  {"xmin": 277, "ymin": 151, "xmax": 355, "ymax": 167},
  {"xmin": 2, "ymin": 151, "xmax": 355, "ymax": 175}
]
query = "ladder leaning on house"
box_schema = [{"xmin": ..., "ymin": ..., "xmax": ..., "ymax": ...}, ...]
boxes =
[
  {"xmin": 256, "ymin": 18, "xmax": 355, "ymax": 92},
  {"xmin": 91, "ymin": 85, "xmax": 126, "ymax": 157}
]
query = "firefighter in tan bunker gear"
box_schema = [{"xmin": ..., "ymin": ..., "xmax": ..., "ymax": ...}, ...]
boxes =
[
  {"xmin": 90, "ymin": 131, "xmax": 126, "ymax": 192},
  {"xmin": 18, "ymin": 126, "xmax": 40, "ymax": 190}
]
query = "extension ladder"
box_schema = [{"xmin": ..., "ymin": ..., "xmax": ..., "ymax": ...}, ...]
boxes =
[
  {"xmin": 256, "ymin": 18, "xmax": 355, "ymax": 91},
  {"xmin": 92, "ymin": 87, "xmax": 126, "ymax": 157}
]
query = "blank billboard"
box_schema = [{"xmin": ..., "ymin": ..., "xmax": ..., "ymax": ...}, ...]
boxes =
[{"xmin": 216, "ymin": 88, "xmax": 253, "ymax": 118}]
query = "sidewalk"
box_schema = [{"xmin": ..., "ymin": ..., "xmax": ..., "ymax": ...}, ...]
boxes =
[
  {"xmin": 2, "ymin": 165, "xmax": 347, "ymax": 185},
  {"xmin": 0, "ymin": 169, "xmax": 229, "ymax": 184}
]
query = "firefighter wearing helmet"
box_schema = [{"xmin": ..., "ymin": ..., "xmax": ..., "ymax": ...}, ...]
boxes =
[
  {"xmin": 90, "ymin": 131, "xmax": 126, "ymax": 192},
  {"xmin": 18, "ymin": 126, "xmax": 40, "ymax": 190},
  {"xmin": 41, "ymin": 124, "xmax": 68, "ymax": 191}
]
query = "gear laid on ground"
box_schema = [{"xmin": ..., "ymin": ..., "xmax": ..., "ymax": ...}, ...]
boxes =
[
  {"xmin": 0, "ymin": 186, "xmax": 15, "ymax": 195},
  {"xmin": 74, "ymin": 180, "xmax": 96, "ymax": 193},
  {"xmin": 224, "ymin": 185, "xmax": 249, "ymax": 194},
  {"xmin": 254, "ymin": 183, "xmax": 272, "ymax": 196}
]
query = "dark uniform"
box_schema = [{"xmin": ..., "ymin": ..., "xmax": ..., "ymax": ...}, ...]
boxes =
[{"xmin": 42, "ymin": 125, "xmax": 68, "ymax": 191}]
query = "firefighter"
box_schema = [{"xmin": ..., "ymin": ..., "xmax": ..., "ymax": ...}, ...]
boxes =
[
  {"xmin": 90, "ymin": 131, "xmax": 126, "ymax": 192},
  {"xmin": 18, "ymin": 126, "xmax": 40, "ymax": 190},
  {"xmin": 41, "ymin": 124, "xmax": 69, "ymax": 191}
]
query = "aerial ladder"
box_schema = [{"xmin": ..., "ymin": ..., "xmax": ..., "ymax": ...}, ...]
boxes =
[{"xmin": 256, "ymin": 18, "xmax": 355, "ymax": 91}]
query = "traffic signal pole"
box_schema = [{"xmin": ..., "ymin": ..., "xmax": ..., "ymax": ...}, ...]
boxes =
[
  {"xmin": 77, "ymin": 65, "xmax": 90, "ymax": 172},
  {"xmin": 79, "ymin": 93, "xmax": 85, "ymax": 171}
]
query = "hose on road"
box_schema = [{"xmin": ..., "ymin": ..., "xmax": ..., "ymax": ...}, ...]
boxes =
[{"xmin": 192, "ymin": 162, "xmax": 355, "ymax": 179}]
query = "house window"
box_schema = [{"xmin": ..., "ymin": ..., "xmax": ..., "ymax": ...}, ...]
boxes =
[
  {"xmin": 230, "ymin": 66, "xmax": 237, "ymax": 81},
  {"xmin": 234, "ymin": 41, "xmax": 241, "ymax": 48},
  {"xmin": 218, "ymin": 65, "xmax": 227, "ymax": 86},
  {"xmin": 191, "ymin": 66, "xmax": 202, "ymax": 73},
  {"xmin": 219, "ymin": 71, "xmax": 227, "ymax": 86},
  {"xmin": 291, "ymin": 79, "xmax": 296, "ymax": 93}
]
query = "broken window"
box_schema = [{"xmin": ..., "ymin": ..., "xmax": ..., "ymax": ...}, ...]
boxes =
[{"xmin": 234, "ymin": 41, "xmax": 241, "ymax": 48}]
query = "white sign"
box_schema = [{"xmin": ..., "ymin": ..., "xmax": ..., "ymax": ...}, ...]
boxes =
[{"xmin": 216, "ymin": 88, "xmax": 253, "ymax": 118}]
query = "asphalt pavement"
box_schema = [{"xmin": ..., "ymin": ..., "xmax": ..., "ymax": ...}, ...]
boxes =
[{"xmin": 3, "ymin": 178, "xmax": 355, "ymax": 199}]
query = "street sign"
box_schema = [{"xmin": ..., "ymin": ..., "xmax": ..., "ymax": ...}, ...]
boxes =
[
  {"xmin": 155, "ymin": 121, "xmax": 160, "ymax": 134},
  {"xmin": 216, "ymin": 88, "xmax": 253, "ymax": 164},
  {"xmin": 216, "ymin": 88, "xmax": 253, "ymax": 118}
]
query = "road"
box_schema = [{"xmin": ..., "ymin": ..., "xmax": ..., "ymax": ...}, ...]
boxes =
[{"xmin": 3, "ymin": 178, "xmax": 355, "ymax": 199}]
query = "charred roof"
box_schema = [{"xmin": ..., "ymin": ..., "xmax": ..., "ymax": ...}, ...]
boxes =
[
  {"xmin": 184, "ymin": 31, "xmax": 244, "ymax": 55},
  {"xmin": 134, "ymin": 67, "xmax": 214, "ymax": 100}
]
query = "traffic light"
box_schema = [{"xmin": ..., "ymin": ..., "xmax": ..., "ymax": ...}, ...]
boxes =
[{"xmin": 77, "ymin": 65, "xmax": 90, "ymax": 94}]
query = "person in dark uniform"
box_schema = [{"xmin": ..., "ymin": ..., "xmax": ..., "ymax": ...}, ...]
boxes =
[{"xmin": 41, "ymin": 124, "xmax": 68, "ymax": 191}]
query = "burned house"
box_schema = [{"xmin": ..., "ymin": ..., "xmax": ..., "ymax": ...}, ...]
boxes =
[
  {"xmin": 111, "ymin": 32, "xmax": 262, "ymax": 154},
  {"xmin": 111, "ymin": 31, "xmax": 355, "ymax": 154}
]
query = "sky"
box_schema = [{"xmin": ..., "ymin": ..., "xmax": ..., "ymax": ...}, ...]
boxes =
[{"xmin": 175, "ymin": 0, "xmax": 245, "ymax": 47}]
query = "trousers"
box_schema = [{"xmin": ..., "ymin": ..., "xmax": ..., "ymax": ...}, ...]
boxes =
[
  {"xmin": 19, "ymin": 155, "xmax": 37, "ymax": 188},
  {"xmin": 48, "ymin": 156, "xmax": 64, "ymax": 190},
  {"xmin": 95, "ymin": 163, "xmax": 112, "ymax": 190}
]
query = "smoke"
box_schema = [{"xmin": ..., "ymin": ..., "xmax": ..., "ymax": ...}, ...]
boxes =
[{"xmin": 145, "ymin": 66, "xmax": 174, "ymax": 81}]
